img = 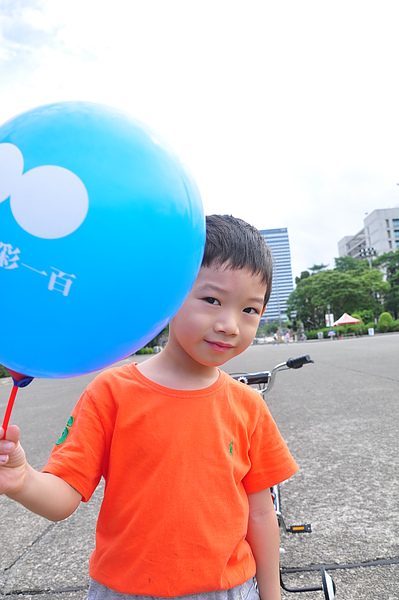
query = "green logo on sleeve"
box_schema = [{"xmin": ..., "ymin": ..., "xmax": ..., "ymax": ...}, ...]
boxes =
[{"xmin": 56, "ymin": 415, "xmax": 74, "ymax": 445}]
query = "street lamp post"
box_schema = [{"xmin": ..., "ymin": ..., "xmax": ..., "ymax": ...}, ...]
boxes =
[{"xmin": 359, "ymin": 247, "xmax": 379, "ymax": 323}]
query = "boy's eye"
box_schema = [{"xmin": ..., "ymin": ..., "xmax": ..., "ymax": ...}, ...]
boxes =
[
  {"xmin": 203, "ymin": 297, "xmax": 220, "ymax": 306},
  {"xmin": 243, "ymin": 307, "xmax": 260, "ymax": 315}
]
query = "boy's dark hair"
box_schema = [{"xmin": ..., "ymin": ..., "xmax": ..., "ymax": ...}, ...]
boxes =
[{"xmin": 202, "ymin": 214, "xmax": 273, "ymax": 307}]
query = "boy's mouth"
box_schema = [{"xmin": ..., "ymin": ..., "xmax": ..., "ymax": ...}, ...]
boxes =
[{"xmin": 206, "ymin": 340, "xmax": 234, "ymax": 352}]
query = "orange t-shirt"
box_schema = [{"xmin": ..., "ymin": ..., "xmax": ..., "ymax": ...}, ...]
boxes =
[{"xmin": 44, "ymin": 363, "xmax": 298, "ymax": 596}]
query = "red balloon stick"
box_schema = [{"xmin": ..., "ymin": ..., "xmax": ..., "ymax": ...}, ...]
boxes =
[
  {"xmin": 1, "ymin": 370, "xmax": 34, "ymax": 438},
  {"xmin": 2, "ymin": 385, "xmax": 19, "ymax": 436}
]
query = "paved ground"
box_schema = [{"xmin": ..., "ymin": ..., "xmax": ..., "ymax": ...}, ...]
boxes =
[{"xmin": 0, "ymin": 333, "xmax": 398, "ymax": 599}]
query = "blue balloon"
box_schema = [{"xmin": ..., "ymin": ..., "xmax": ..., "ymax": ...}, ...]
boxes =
[{"xmin": 0, "ymin": 102, "xmax": 205, "ymax": 378}]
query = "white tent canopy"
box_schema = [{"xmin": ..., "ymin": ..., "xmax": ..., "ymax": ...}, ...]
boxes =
[{"xmin": 333, "ymin": 313, "xmax": 361, "ymax": 326}]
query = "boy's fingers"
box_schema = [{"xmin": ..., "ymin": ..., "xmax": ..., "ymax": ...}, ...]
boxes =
[
  {"xmin": 0, "ymin": 441, "xmax": 15, "ymax": 452},
  {"xmin": 0, "ymin": 435, "xmax": 15, "ymax": 466}
]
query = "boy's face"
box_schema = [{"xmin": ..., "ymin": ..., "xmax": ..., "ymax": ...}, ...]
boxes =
[{"xmin": 168, "ymin": 264, "xmax": 266, "ymax": 368}]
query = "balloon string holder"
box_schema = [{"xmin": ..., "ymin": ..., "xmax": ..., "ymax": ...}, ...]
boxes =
[{"xmin": 1, "ymin": 375, "xmax": 34, "ymax": 438}]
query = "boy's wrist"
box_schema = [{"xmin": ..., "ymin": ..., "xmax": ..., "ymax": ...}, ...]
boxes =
[{"xmin": 6, "ymin": 460, "xmax": 32, "ymax": 501}]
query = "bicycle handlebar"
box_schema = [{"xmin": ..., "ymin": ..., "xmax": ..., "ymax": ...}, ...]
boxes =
[
  {"xmin": 286, "ymin": 354, "xmax": 314, "ymax": 369},
  {"xmin": 230, "ymin": 355, "xmax": 314, "ymax": 393}
]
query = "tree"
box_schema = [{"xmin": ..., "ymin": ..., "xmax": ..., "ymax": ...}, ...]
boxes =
[
  {"xmin": 295, "ymin": 270, "xmax": 310, "ymax": 285},
  {"xmin": 256, "ymin": 321, "xmax": 279, "ymax": 336},
  {"xmin": 287, "ymin": 263, "xmax": 388, "ymax": 331},
  {"xmin": 287, "ymin": 271, "xmax": 334, "ymax": 330},
  {"xmin": 358, "ymin": 268, "xmax": 390, "ymax": 321},
  {"xmin": 378, "ymin": 312, "xmax": 394, "ymax": 333},
  {"xmin": 334, "ymin": 255, "xmax": 368, "ymax": 275},
  {"xmin": 374, "ymin": 250, "xmax": 399, "ymax": 319},
  {"xmin": 308, "ymin": 263, "xmax": 329, "ymax": 274}
]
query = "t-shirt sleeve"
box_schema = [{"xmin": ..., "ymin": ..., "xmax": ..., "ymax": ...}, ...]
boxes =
[
  {"xmin": 242, "ymin": 398, "xmax": 298, "ymax": 493},
  {"xmin": 42, "ymin": 388, "xmax": 108, "ymax": 502}
]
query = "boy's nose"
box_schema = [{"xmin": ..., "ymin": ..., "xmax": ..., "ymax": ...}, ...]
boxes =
[{"xmin": 214, "ymin": 312, "xmax": 239, "ymax": 336}]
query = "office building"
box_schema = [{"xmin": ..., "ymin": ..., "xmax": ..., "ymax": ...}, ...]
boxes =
[
  {"xmin": 260, "ymin": 227, "xmax": 294, "ymax": 323},
  {"xmin": 338, "ymin": 207, "xmax": 399, "ymax": 259}
]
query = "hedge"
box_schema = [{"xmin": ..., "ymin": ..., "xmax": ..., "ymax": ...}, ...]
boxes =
[{"xmin": 306, "ymin": 312, "xmax": 399, "ymax": 338}]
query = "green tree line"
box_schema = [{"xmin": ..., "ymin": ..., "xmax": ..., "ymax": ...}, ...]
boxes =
[{"xmin": 287, "ymin": 250, "xmax": 399, "ymax": 332}]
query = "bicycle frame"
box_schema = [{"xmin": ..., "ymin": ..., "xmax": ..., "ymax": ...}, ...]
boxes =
[{"xmin": 230, "ymin": 355, "xmax": 336, "ymax": 599}]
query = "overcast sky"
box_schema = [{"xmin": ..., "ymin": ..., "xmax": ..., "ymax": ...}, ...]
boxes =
[{"xmin": 1, "ymin": 0, "xmax": 399, "ymax": 279}]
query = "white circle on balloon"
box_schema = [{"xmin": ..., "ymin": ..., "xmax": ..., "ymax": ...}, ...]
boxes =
[
  {"xmin": 0, "ymin": 143, "xmax": 24, "ymax": 203},
  {"xmin": 10, "ymin": 164, "xmax": 89, "ymax": 239}
]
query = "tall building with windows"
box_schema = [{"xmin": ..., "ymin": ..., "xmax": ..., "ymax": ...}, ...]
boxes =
[
  {"xmin": 260, "ymin": 227, "xmax": 294, "ymax": 323},
  {"xmin": 338, "ymin": 207, "xmax": 399, "ymax": 259}
]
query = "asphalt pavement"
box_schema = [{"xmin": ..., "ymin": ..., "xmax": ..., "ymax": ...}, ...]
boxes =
[{"xmin": 0, "ymin": 333, "xmax": 398, "ymax": 599}]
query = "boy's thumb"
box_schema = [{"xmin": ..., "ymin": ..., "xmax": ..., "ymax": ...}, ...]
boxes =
[{"xmin": 3, "ymin": 424, "xmax": 20, "ymax": 444}]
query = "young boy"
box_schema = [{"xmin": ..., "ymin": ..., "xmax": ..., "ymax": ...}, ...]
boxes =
[{"xmin": 0, "ymin": 215, "xmax": 298, "ymax": 600}]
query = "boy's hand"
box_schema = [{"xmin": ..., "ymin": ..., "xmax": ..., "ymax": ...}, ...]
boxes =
[
  {"xmin": 0, "ymin": 425, "xmax": 81, "ymax": 521},
  {"xmin": 0, "ymin": 425, "xmax": 27, "ymax": 496}
]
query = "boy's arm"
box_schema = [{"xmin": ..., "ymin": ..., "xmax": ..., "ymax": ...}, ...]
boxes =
[
  {"xmin": 0, "ymin": 425, "xmax": 82, "ymax": 522},
  {"xmin": 246, "ymin": 488, "xmax": 281, "ymax": 600}
]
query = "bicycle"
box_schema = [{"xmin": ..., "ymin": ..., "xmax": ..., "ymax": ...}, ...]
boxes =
[{"xmin": 230, "ymin": 355, "xmax": 336, "ymax": 600}]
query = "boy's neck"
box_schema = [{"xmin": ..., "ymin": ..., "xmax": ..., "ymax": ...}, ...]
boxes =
[{"xmin": 136, "ymin": 345, "xmax": 220, "ymax": 391}]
